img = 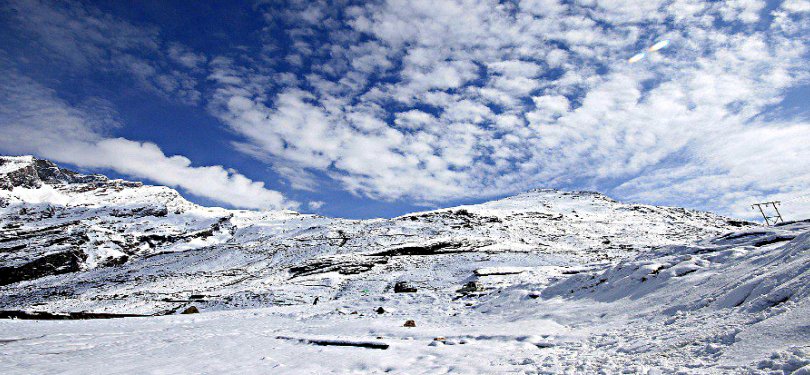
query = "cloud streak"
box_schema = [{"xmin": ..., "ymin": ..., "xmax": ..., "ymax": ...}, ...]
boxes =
[
  {"xmin": 0, "ymin": 71, "xmax": 296, "ymax": 210},
  {"xmin": 3, "ymin": 0, "xmax": 203, "ymax": 104}
]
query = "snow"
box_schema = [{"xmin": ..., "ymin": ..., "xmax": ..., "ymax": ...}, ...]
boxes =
[
  {"xmin": 0, "ymin": 304, "xmax": 573, "ymax": 374},
  {"xmin": 9, "ymin": 184, "xmax": 70, "ymax": 205},
  {"xmin": 1, "ymin": 222, "xmax": 806, "ymax": 374},
  {"xmin": 0, "ymin": 156, "xmax": 34, "ymax": 174},
  {"xmin": 1, "ymin": 158, "xmax": 808, "ymax": 373}
]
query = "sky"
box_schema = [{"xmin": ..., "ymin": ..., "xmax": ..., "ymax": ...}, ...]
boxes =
[{"xmin": 0, "ymin": 0, "xmax": 808, "ymax": 221}]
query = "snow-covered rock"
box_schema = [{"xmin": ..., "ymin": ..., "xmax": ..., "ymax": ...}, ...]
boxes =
[
  {"xmin": 2, "ymin": 155, "xmax": 807, "ymax": 374},
  {"xmin": 0, "ymin": 156, "xmax": 750, "ymax": 313}
]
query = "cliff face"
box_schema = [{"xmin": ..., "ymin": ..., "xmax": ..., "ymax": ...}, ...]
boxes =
[{"xmin": 0, "ymin": 156, "xmax": 112, "ymax": 191}]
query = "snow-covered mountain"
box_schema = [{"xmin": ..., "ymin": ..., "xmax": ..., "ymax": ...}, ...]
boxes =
[
  {"xmin": 1, "ymin": 155, "xmax": 808, "ymax": 374},
  {"xmin": 0, "ymin": 155, "xmax": 748, "ymax": 312}
]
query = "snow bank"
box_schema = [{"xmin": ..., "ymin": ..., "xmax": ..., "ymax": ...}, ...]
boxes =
[{"xmin": 542, "ymin": 221, "xmax": 810, "ymax": 315}]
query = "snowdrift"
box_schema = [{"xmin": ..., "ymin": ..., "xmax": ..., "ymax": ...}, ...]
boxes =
[{"xmin": 543, "ymin": 220, "xmax": 810, "ymax": 315}]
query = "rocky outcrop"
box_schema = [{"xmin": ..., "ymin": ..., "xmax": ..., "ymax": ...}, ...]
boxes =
[
  {"xmin": 0, "ymin": 249, "xmax": 87, "ymax": 286},
  {"xmin": 181, "ymin": 306, "xmax": 199, "ymax": 314},
  {"xmin": 394, "ymin": 281, "xmax": 417, "ymax": 293},
  {"xmin": 0, "ymin": 156, "xmax": 233, "ymax": 287},
  {"xmin": 0, "ymin": 157, "xmax": 111, "ymax": 190}
]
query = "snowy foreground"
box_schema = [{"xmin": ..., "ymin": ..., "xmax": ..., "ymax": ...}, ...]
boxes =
[{"xmin": 1, "ymin": 156, "xmax": 809, "ymax": 374}]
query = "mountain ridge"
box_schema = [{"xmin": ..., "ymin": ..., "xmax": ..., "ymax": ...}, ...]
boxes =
[
  {"xmin": 1, "ymin": 155, "xmax": 753, "ymax": 313},
  {"xmin": 1, "ymin": 155, "xmax": 808, "ymax": 374}
]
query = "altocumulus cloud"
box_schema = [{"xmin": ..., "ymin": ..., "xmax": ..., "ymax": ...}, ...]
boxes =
[
  {"xmin": 1, "ymin": 0, "xmax": 809, "ymax": 219},
  {"xmin": 206, "ymin": 0, "xmax": 810, "ymax": 218}
]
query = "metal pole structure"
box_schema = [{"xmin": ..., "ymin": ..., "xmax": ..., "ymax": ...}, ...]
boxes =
[
  {"xmin": 751, "ymin": 201, "xmax": 785, "ymax": 226},
  {"xmin": 770, "ymin": 201, "xmax": 784, "ymax": 225},
  {"xmin": 752, "ymin": 203, "xmax": 770, "ymax": 225}
]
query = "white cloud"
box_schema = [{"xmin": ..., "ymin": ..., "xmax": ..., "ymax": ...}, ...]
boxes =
[
  {"xmin": 520, "ymin": 0, "xmax": 566, "ymax": 17},
  {"xmin": 8, "ymin": 0, "xmax": 808, "ymax": 220},
  {"xmin": 0, "ymin": 71, "xmax": 296, "ymax": 210},
  {"xmin": 167, "ymin": 43, "xmax": 207, "ymax": 69},
  {"xmin": 719, "ymin": 0, "xmax": 766, "ymax": 23},
  {"xmin": 783, "ymin": 0, "xmax": 810, "ymax": 12},
  {"xmin": 401, "ymin": 60, "xmax": 480, "ymax": 93},
  {"xmin": 204, "ymin": 0, "xmax": 810, "ymax": 219},
  {"xmin": 487, "ymin": 60, "xmax": 543, "ymax": 78},
  {"xmin": 529, "ymin": 95, "xmax": 570, "ymax": 124},
  {"xmin": 614, "ymin": 122, "xmax": 810, "ymax": 221},
  {"xmin": 394, "ymin": 110, "xmax": 437, "ymax": 130},
  {"xmin": 307, "ymin": 200, "xmax": 325, "ymax": 210}
]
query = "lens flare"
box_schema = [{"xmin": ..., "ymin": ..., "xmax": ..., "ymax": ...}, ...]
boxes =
[
  {"xmin": 628, "ymin": 52, "xmax": 646, "ymax": 63},
  {"xmin": 648, "ymin": 39, "xmax": 670, "ymax": 52}
]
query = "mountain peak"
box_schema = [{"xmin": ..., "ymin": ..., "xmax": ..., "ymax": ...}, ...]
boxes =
[
  {"xmin": 0, "ymin": 155, "xmax": 114, "ymax": 191},
  {"xmin": 0, "ymin": 156, "xmax": 197, "ymax": 214}
]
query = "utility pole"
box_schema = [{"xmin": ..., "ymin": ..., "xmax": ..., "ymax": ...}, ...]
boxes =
[{"xmin": 751, "ymin": 201, "xmax": 784, "ymax": 226}]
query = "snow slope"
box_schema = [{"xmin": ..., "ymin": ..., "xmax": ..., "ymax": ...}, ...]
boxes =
[
  {"xmin": 0, "ymin": 221, "xmax": 807, "ymax": 374},
  {"xmin": 0, "ymin": 156, "xmax": 748, "ymax": 314},
  {"xmin": 0, "ymin": 156, "xmax": 807, "ymax": 374}
]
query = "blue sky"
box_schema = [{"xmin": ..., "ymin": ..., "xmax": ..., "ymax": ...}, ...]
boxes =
[{"xmin": 0, "ymin": 0, "xmax": 808, "ymax": 220}]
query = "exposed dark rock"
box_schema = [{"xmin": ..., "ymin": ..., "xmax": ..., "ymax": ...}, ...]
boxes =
[
  {"xmin": 0, "ymin": 250, "xmax": 87, "ymax": 286},
  {"xmin": 0, "ymin": 163, "xmax": 41, "ymax": 190},
  {"xmin": 99, "ymin": 255, "xmax": 129, "ymax": 267},
  {"xmin": 715, "ymin": 230, "xmax": 769, "ymax": 241},
  {"xmin": 289, "ymin": 256, "xmax": 389, "ymax": 278},
  {"xmin": 276, "ymin": 336, "xmax": 389, "ymax": 350},
  {"xmin": 0, "ymin": 220, "xmax": 81, "ymax": 243},
  {"xmin": 328, "ymin": 229, "xmax": 349, "ymax": 247},
  {"xmin": 394, "ymin": 281, "xmax": 417, "ymax": 293},
  {"xmin": 33, "ymin": 159, "xmax": 107, "ymax": 185},
  {"xmin": 753, "ymin": 235, "xmax": 795, "ymax": 247},
  {"xmin": 0, "ymin": 310, "xmax": 150, "ymax": 320},
  {"xmin": 181, "ymin": 306, "xmax": 199, "ymax": 314},
  {"xmin": 375, "ymin": 307, "xmax": 385, "ymax": 314},
  {"xmin": 111, "ymin": 206, "xmax": 169, "ymax": 218},
  {"xmin": 457, "ymin": 281, "xmax": 483, "ymax": 295},
  {"xmin": 0, "ymin": 157, "xmax": 109, "ymax": 191},
  {"xmin": 140, "ymin": 216, "xmax": 233, "ymax": 252},
  {"xmin": 371, "ymin": 239, "xmax": 493, "ymax": 257},
  {"xmin": 373, "ymin": 242, "xmax": 457, "ymax": 256},
  {"xmin": 0, "ymin": 243, "xmax": 26, "ymax": 253},
  {"xmin": 474, "ymin": 268, "xmax": 525, "ymax": 276},
  {"xmin": 725, "ymin": 219, "xmax": 752, "ymax": 227}
]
